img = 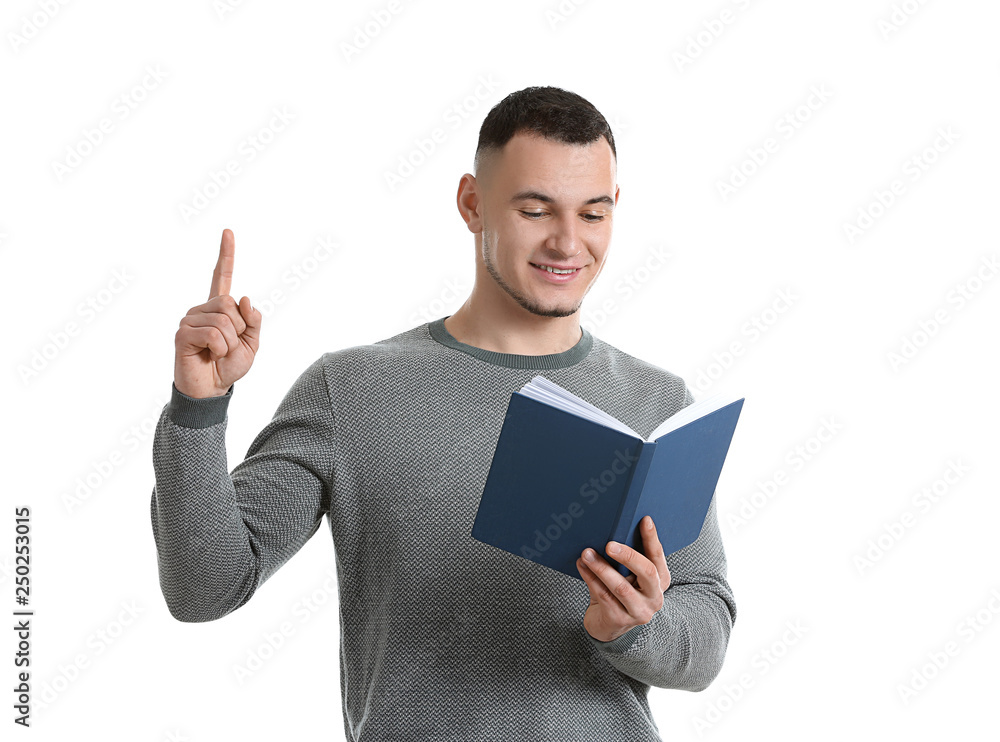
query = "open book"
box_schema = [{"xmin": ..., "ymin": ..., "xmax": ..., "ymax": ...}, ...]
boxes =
[{"xmin": 471, "ymin": 376, "xmax": 744, "ymax": 580}]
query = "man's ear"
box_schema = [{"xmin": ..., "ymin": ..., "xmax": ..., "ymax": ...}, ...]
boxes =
[{"xmin": 456, "ymin": 173, "xmax": 483, "ymax": 233}]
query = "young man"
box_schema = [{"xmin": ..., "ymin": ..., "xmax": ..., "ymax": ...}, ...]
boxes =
[{"xmin": 151, "ymin": 86, "xmax": 736, "ymax": 741}]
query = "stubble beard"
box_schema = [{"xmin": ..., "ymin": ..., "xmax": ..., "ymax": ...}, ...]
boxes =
[{"xmin": 481, "ymin": 231, "xmax": 585, "ymax": 319}]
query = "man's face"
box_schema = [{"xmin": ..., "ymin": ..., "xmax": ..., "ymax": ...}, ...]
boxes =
[{"xmin": 470, "ymin": 132, "xmax": 618, "ymax": 318}]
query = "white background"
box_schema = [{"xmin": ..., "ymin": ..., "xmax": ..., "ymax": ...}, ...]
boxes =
[{"xmin": 3, "ymin": 0, "xmax": 998, "ymax": 739}]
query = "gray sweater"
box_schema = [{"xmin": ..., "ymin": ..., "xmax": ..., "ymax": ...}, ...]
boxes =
[{"xmin": 150, "ymin": 316, "xmax": 737, "ymax": 741}]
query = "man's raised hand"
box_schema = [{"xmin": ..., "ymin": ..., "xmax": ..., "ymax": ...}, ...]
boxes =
[{"xmin": 173, "ymin": 229, "xmax": 262, "ymax": 399}]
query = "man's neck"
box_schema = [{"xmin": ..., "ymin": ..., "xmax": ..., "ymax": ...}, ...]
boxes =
[{"xmin": 443, "ymin": 302, "xmax": 583, "ymax": 356}]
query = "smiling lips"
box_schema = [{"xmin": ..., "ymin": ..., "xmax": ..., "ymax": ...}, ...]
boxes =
[{"xmin": 529, "ymin": 261, "xmax": 583, "ymax": 282}]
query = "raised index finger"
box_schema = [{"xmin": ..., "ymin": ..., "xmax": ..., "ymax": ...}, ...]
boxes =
[{"xmin": 208, "ymin": 228, "xmax": 235, "ymax": 300}]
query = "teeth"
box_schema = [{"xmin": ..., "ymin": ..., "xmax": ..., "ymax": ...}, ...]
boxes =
[{"xmin": 534, "ymin": 263, "xmax": 577, "ymax": 274}]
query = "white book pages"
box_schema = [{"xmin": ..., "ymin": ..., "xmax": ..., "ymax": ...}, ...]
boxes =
[
  {"xmin": 517, "ymin": 375, "xmax": 640, "ymax": 438},
  {"xmin": 519, "ymin": 375, "xmax": 742, "ymax": 443},
  {"xmin": 646, "ymin": 390, "xmax": 743, "ymax": 441}
]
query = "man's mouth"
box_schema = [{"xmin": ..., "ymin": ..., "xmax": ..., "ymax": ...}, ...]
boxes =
[{"xmin": 529, "ymin": 262, "xmax": 581, "ymax": 275}]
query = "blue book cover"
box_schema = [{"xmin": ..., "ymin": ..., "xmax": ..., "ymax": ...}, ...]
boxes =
[{"xmin": 471, "ymin": 376, "xmax": 744, "ymax": 580}]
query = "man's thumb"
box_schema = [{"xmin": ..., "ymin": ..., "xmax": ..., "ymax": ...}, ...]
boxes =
[{"xmin": 240, "ymin": 295, "xmax": 262, "ymax": 339}]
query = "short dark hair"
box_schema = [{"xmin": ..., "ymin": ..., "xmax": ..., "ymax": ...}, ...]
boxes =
[{"xmin": 474, "ymin": 86, "xmax": 616, "ymax": 175}]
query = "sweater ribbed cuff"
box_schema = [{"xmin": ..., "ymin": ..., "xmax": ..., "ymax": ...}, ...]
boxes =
[
  {"xmin": 167, "ymin": 382, "xmax": 233, "ymax": 428},
  {"xmin": 584, "ymin": 622, "xmax": 643, "ymax": 654}
]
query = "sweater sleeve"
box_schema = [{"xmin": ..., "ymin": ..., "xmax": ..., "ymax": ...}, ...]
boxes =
[
  {"xmin": 149, "ymin": 354, "xmax": 336, "ymax": 622},
  {"xmin": 583, "ymin": 385, "xmax": 738, "ymax": 691}
]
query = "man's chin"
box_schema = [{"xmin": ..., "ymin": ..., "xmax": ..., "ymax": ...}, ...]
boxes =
[{"xmin": 520, "ymin": 298, "xmax": 581, "ymax": 319}]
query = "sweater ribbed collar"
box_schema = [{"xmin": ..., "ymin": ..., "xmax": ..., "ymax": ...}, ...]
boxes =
[{"xmin": 428, "ymin": 315, "xmax": 593, "ymax": 370}]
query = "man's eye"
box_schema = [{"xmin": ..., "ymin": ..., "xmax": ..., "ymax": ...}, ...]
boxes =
[{"xmin": 520, "ymin": 211, "xmax": 606, "ymax": 221}]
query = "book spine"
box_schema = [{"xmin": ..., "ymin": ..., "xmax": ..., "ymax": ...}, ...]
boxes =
[{"xmin": 606, "ymin": 441, "xmax": 657, "ymax": 577}]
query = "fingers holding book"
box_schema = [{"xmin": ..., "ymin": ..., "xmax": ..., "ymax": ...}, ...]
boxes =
[{"xmin": 577, "ymin": 516, "xmax": 672, "ymax": 643}]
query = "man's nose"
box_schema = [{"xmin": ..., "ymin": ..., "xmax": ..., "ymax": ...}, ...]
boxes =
[{"xmin": 545, "ymin": 214, "xmax": 582, "ymax": 258}]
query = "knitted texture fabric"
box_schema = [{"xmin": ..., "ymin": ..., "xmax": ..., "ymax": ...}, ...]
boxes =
[{"xmin": 150, "ymin": 317, "xmax": 737, "ymax": 741}]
